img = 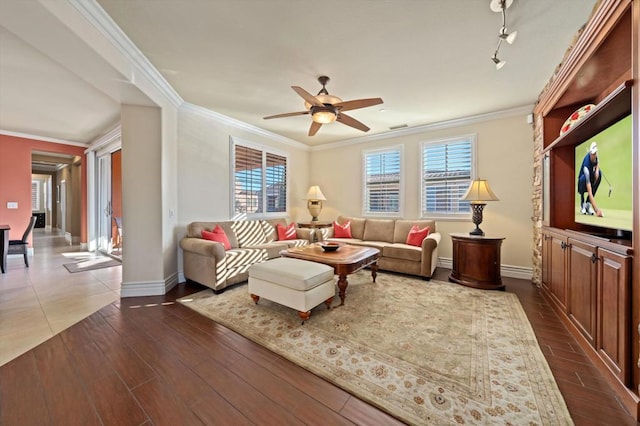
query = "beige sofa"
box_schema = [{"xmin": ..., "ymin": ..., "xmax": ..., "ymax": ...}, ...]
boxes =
[
  {"xmin": 320, "ymin": 216, "xmax": 441, "ymax": 280},
  {"xmin": 180, "ymin": 218, "xmax": 313, "ymax": 292}
]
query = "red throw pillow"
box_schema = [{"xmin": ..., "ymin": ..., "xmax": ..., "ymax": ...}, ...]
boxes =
[
  {"xmin": 202, "ymin": 225, "xmax": 231, "ymax": 250},
  {"xmin": 406, "ymin": 225, "xmax": 430, "ymax": 247},
  {"xmin": 277, "ymin": 222, "xmax": 297, "ymax": 240},
  {"xmin": 333, "ymin": 221, "xmax": 352, "ymax": 238}
]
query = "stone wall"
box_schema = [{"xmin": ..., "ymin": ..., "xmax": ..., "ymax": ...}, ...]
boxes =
[{"xmin": 529, "ymin": 1, "xmax": 600, "ymax": 285}]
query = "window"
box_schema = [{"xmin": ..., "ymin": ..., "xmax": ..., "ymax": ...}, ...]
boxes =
[
  {"xmin": 420, "ymin": 135, "xmax": 475, "ymax": 218},
  {"xmin": 232, "ymin": 139, "xmax": 287, "ymax": 217},
  {"xmin": 363, "ymin": 146, "xmax": 402, "ymax": 216},
  {"xmin": 31, "ymin": 180, "xmax": 41, "ymax": 211}
]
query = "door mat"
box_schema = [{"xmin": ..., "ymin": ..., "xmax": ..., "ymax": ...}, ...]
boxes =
[{"xmin": 63, "ymin": 257, "xmax": 121, "ymax": 273}]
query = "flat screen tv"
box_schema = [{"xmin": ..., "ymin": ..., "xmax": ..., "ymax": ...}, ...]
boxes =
[{"xmin": 574, "ymin": 114, "xmax": 633, "ymax": 233}]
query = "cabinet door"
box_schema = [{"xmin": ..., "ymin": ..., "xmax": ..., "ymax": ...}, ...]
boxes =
[
  {"xmin": 549, "ymin": 233, "xmax": 568, "ymax": 311},
  {"xmin": 597, "ymin": 248, "xmax": 631, "ymax": 384},
  {"xmin": 567, "ymin": 239, "xmax": 597, "ymax": 347}
]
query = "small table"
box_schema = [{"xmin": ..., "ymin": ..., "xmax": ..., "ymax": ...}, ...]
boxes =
[
  {"xmin": 1, "ymin": 225, "xmax": 10, "ymax": 273},
  {"xmin": 280, "ymin": 244, "xmax": 379, "ymax": 305},
  {"xmin": 297, "ymin": 221, "xmax": 333, "ymax": 242},
  {"xmin": 449, "ymin": 232, "xmax": 505, "ymax": 291}
]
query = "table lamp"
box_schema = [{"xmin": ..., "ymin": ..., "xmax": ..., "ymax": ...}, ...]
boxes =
[
  {"xmin": 305, "ymin": 186, "xmax": 326, "ymax": 222},
  {"xmin": 460, "ymin": 179, "xmax": 499, "ymax": 236}
]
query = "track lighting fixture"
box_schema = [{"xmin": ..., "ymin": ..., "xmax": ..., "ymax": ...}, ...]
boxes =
[{"xmin": 489, "ymin": 0, "xmax": 517, "ymax": 70}]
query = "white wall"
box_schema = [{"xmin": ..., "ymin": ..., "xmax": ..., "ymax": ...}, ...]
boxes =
[
  {"xmin": 309, "ymin": 112, "xmax": 535, "ymax": 273},
  {"xmin": 121, "ymin": 105, "xmax": 165, "ymax": 293},
  {"xmin": 176, "ymin": 105, "xmax": 312, "ymax": 274}
]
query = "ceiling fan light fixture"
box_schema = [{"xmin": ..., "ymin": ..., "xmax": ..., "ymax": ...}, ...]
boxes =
[
  {"xmin": 310, "ymin": 104, "xmax": 338, "ymax": 123},
  {"xmin": 304, "ymin": 94, "xmax": 342, "ymax": 110}
]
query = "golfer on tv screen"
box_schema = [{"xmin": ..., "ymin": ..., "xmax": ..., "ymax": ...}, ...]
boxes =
[{"xmin": 577, "ymin": 141, "xmax": 604, "ymax": 217}]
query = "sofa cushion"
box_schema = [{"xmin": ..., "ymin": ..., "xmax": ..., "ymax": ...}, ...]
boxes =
[
  {"xmin": 232, "ymin": 220, "xmax": 267, "ymax": 247},
  {"xmin": 262, "ymin": 219, "xmax": 283, "ymax": 243},
  {"xmin": 393, "ymin": 220, "xmax": 436, "ymax": 244},
  {"xmin": 338, "ymin": 216, "xmax": 365, "ymax": 239},
  {"xmin": 225, "ymin": 248, "xmax": 269, "ymax": 268},
  {"xmin": 349, "ymin": 240, "xmax": 388, "ymax": 250},
  {"xmin": 326, "ymin": 237, "xmax": 362, "ymax": 245},
  {"xmin": 187, "ymin": 221, "xmax": 239, "ymax": 248},
  {"xmin": 383, "ymin": 244, "xmax": 423, "ymax": 262},
  {"xmin": 406, "ymin": 225, "xmax": 431, "ymax": 247},
  {"xmin": 201, "ymin": 225, "xmax": 231, "ymax": 250},
  {"xmin": 362, "ymin": 219, "xmax": 395, "ymax": 243},
  {"xmin": 333, "ymin": 221, "xmax": 353, "ymax": 238}
]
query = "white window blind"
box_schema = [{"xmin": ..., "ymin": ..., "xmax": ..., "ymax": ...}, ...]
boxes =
[
  {"xmin": 31, "ymin": 180, "xmax": 40, "ymax": 211},
  {"xmin": 421, "ymin": 137, "xmax": 474, "ymax": 218},
  {"xmin": 232, "ymin": 141, "xmax": 287, "ymax": 216},
  {"xmin": 265, "ymin": 152, "xmax": 287, "ymax": 213},
  {"xmin": 363, "ymin": 147, "xmax": 402, "ymax": 216}
]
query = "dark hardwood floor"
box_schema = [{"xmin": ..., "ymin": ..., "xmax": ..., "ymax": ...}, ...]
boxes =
[{"xmin": 1, "ymin": 269, "xmax": 638, "ymax": 425}]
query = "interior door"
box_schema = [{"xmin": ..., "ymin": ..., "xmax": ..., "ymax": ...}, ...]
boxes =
[{"xmin": 97, "ymin": 155, "xmax": 112, "ymax": 254}]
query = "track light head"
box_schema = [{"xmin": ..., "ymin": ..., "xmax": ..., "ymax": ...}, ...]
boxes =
[
  {"xmin": 491, "ymin": 55, "xmax": 506, "ymax": 70},
  {"xmin": 490, "ymin": 0, "xmax": 513, "ymax": 12},
  {"xmin": 499, "ymin": 28, "xmax": 518, "ymax": 44}
]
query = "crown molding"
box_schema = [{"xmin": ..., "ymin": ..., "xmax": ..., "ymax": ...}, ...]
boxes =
[
  {"xmin": 67, "ymin": 0, "xmax": 183, "ymax": 109},
  {"xmin": 181, "ymin": 102, "xmax": 309, "ymax": 151},
  {"xmin": 0, "ymin": 129, "xmax": 86, "ymax": 147},
  {"xmin": 85, "ymin": 125, "xmax": 122, "ymax": 154},
  {"xmin": 311, "ymin": 104, "xmax": 534, "ymax": 151}
]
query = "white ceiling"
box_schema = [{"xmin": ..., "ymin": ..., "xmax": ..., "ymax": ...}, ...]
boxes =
[{"xmin": 0, "ymin": 0, "xmax": 598, "ymax": 146}]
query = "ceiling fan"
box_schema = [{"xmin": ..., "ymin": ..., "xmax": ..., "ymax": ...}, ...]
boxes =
[{"xmin": 263, "ymin": 76, "xmax": 383, "ymax": 136}]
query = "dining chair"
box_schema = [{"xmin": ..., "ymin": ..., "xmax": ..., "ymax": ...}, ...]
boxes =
[{"xmin": 8, "ymin": 216, "xmax": 37, "ymax": 267}]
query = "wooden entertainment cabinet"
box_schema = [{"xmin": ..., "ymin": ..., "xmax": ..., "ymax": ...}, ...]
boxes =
[{"xmin": 534, "ymin": 0, "xmax": 639, "ymax": 419}]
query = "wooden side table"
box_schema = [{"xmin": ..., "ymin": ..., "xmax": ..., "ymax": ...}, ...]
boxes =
[
  {"xmin": 297, "ymin": 221, "xmax": 333, "ymax": 242},
  {"xmin": 449, "ymin": 232, "xmax": 505, "ymax": 291}
]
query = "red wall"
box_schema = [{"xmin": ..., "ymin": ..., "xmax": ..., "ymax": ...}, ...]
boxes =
[{"xmin": 0, "ymin": 134, "xmax": 87, "ymax": 245}]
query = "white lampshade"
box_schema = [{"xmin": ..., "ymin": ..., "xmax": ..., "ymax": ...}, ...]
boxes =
[
  {"xmin": 461, "ymin": 179, "xmax": 499, "ymax": 204},
  {"xmin": 305, "ymin": 185, "xmax": 327, "ymax": 201}
]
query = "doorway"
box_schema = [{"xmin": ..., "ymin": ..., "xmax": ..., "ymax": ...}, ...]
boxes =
[{"xmin": 96, "ymin": 150, "xmax": 123, "ymax": 259}]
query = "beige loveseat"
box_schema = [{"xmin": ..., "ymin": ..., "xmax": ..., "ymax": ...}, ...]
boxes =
[
  {"xmin": 320, "ymin": 216, "xmax": 440, "ymax": 280},
  {"xmin": 180, "ymin": 218, "xmax": 313, "ymax": 292}
]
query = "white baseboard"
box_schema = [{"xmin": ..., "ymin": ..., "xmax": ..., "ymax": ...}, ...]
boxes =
[
  {"xmin": 437, "ymin": 257, "xmax": 532, "ymax": 281},
  {"xmin": 120, "ymin": 272, "xmax": 179, "ymax": 298}
]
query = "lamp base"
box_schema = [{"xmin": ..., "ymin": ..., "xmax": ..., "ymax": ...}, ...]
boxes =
[
  {"xmin": 308, "ymin": 200, "xmax": 322, "ymax": 223},
  {"xmin": 469, "ymin": 203, "xmax": 486, "ymax": 237},
  {"xmin": 469, "ymin": 226, "xmax": 485, "ymax": 236}
]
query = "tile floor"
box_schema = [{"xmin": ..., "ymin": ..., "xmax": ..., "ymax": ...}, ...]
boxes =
[{"xmin": 0, "ymin": 227, "xmax": 121, "ymax": 366}]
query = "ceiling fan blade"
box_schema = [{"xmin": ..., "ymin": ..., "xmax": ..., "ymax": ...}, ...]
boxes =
[
  {"xmin": 336, "ymin": 113, "xmax": 370, "ymax": 132},
  {"xmin": 334, "ymin": 98, "xmax": 383, "ymax": 112},
  {"xmin": 263, "ymin": 111, "xmax": 309, "ymax": 120},
  {"xmin": 292, "ymin": 86, "xmax": 324, "ymax": 107},
  {"xmin": 308, "ymin": 121, "xmax": 322, "ymax": 136}
]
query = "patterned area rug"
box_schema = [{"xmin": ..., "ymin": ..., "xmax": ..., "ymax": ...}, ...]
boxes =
[{"xmin": 178, "ymin": 271, "xmax": 572, "ymax": 425}]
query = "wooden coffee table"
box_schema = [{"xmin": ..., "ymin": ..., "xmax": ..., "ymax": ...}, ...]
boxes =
[{"xmin": 280, "ymin": 244, "xmax": 379, "ymax": 306}]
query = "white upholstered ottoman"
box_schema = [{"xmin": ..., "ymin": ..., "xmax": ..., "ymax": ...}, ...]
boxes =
[{"xmin": 248, "ymin": 257, "xmax": 335, "ymax": 323}]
